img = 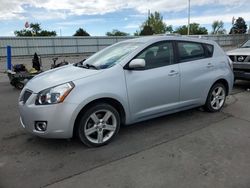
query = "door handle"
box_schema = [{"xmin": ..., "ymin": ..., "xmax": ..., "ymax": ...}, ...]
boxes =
[
  {"xmin": 206, "ymin": 63, "xmax": 214, "ymax": 68},
  {"xmin": 168, "ymin": 70, "xmax": 179, "ymax": 76}
]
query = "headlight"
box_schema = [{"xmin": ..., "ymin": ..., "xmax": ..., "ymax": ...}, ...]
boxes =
[{"xmin": 36, "ymin": 82, "xmax": 74, "ymax": 105}]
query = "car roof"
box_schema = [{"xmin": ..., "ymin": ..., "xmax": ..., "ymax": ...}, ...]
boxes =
[{"xmin": 123, "ymin": 35, "xmax": 216, "ymax": 45}]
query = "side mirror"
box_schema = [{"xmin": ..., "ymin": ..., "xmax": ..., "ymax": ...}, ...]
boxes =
[{"xmin": 128, "ymin": 59, "xmax": 146, "ymax": 69}]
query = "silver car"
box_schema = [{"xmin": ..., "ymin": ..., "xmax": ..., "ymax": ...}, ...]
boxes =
[{"xmin": 19, "ymin": 36, "xmax": 234, "ymax": 147}]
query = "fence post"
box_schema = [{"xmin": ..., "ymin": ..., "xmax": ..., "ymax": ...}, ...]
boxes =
[
  {"xmin": 76, "ymin": 37, "xmax": 79, "ymax": 54},
  {"xmin": 6, "ymin": 46, "xmax": 12, "ymax": 70},
  {"xmin": 96, "ymin": 37, "xmax": 100, "ymax": 51}
]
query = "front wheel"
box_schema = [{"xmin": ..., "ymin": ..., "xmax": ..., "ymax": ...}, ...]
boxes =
[
  {"xmin": 78, "ymin": 103, "xmax": 120, "ymax": 147},
  {"xmin": 205, "ymin": 83, "xmax": 226, "ymax": 112}
]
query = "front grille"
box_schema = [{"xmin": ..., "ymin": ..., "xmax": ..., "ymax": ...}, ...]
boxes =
[
  {"xmin": 229, "ymin": 55, "xmax": 234, "ymax": 62},
  {"xmin": 236, "ymin": 55, "xmax": 247, "ymax": 62},
  {"xmin": 21, "ymin": 90, "xmax": 32, "ymax": 104},
  {"xmin": 230, "ymin": 55, "xmax": 250, "ymax": 63}
]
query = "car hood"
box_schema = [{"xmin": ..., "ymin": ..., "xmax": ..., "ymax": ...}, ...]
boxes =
[
  {"xmin": 227, "ymin": 48, "xmax": 250, "ymax": 56},
  {"xmin": 25, "ymin": 64, "xmax": 102, "ymax": 93}
]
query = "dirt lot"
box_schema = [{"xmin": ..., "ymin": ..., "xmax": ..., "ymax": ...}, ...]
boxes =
[{"xmin": 0, "ymin": 79, "xmax": 250, "ymax": 188}]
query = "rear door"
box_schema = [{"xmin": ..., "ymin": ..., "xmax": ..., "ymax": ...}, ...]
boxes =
[{"xmin": 176, "ymin": 41, "xmax": 215, "ymax": 106}]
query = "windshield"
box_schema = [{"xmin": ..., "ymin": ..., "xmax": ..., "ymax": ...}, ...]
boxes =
[
  {"xmin": 241, "ymin": 40, "xmax": 250, "ymax": 48},
  {"xmin": 81, "ymin": 42, "xmax": 142, "ymax": 69}
]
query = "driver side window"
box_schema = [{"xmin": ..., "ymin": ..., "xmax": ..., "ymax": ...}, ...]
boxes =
[{"xmin": 136, "ymin": 41, "xmax": 174, "ymax": 69}]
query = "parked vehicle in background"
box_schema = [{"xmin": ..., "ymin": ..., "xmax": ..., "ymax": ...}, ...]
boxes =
[
  {"xmin": 227, "ymin": 40, "xmax": 250, "ymax": 80},
  {"xmin": 18, "ymin": 36, "xmax": 234, "ymax": 147}
]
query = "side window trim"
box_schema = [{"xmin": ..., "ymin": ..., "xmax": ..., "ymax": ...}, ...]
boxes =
[{"xmin": 124, "ymin": 40, "xmax": 176, "ymax": 70}]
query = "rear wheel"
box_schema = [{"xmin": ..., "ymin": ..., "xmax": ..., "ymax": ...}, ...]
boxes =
[
  {"xmin": 205, "ymin": 83, "xmax": 226, "ymax": 112},
  {"xmin": 78, "ymin": 103, "xmax": 120, "ymax": 147}
]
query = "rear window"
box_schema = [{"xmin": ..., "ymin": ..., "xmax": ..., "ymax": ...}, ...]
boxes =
[
  {"xmin": 177, "ymin": 42, "xmax": 205, "ymax": 62},
  {"xmin": 204, "ymin": 44, "xmax": 214, "ymax": 57}
]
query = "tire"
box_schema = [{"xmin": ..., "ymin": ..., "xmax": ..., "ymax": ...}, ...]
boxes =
[
  {"xmin": 78, "ymin": 103, "xmax": 120, "ymax": 147},
  {"xmin": 204, "ymin": 83, "xmax": 226, "ymax": 112},
  {"xmin": 15, "ymin": 82, "xmax": 24, "ymax": 90}
]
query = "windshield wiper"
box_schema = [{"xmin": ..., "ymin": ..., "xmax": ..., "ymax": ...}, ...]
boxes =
[
  {"xmin": 79, "ymin": 63, "xmax": 98, "ymax": 70},
  {"xmin": 74, "ymin": 59, "xmax": 86, "ymax": 66}
]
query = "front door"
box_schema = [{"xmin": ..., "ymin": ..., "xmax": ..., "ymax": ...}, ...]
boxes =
[{"xmin": 124, "ymin": 41, "xmax": 180, "ymax": 121}]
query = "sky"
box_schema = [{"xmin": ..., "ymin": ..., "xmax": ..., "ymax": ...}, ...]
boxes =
[{"xmin": 0, "ymin": 0, "xmax": 250, "ymax": 36}]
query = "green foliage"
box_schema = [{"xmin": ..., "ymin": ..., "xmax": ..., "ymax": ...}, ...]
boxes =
[
  {"xmin": 135, "ymin": 11, "xmax": 172, "ymax": 36},
  {"xmin": 14, "ymin": 30, "xmax": 33, "ymax": 36},
  {"xmin": 174, "ymin": 25, "xmax": 188, "ymax": 35},
  {"xmin": 30, "ymin": 23, "xmax": 41, "ymax": 35},
  {"xmin": 165, "ymin": 25, "xmax": 173, "ymax": 33},
  {"xmin": 211, "ymin": 20, "xmax": 226, "ymax": 34},
  {"xmin": 106, "ymin": 29, "xmax": 129, "ymax": 36},
  {"xmin": 139, "ymin": 25, "xmax": 154, "ymax": 36},
  {"xmin": 229, "ymin": 17, "xmax": 247, "ymax": 34},
  {"xmin": 73, "ymin": 28, "xmax": 90, "ymax": 36},
  {"xmin": 174, "ymin": 23, "xmax": 208, "ymax": 35},
  {"xmin": 14, "ymin": 23, "xmax": 56, "ymax": 37},
  {"xmin": 39, "ymin": 30, "xmax": 57, "ymax": 36}
]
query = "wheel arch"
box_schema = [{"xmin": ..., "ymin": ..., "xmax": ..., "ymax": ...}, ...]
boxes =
[
  {"xmin": 211, "ymin": 78, "xmax": 229, "ymax": 96},
  {"xmin": 73, "ymin": 97, "xmax": 126, "ymax": 137}
]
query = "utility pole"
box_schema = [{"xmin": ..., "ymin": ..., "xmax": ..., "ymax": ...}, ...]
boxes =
[{"xmin": 187, "ymin": 0, "xmax": 190, "ymax": 35}]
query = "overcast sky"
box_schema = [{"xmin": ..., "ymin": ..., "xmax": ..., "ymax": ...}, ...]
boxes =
[{"xmin": 0, "ymin": 0, "xmax": 250, "ymax": 36}]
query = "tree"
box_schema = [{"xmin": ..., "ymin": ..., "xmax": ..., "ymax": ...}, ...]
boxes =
[
  {"xmin": 30, "ymin": 23, "xmax": 41, "ymax": 35},
  {"xmin": 174, "ymin": 23, "xmax": 208, "ymax": 35},
  {"xmin": 106, "ymin": 29, "xmax": 129, "ymax": 36},
  {"xmin": 39, "ymin": 30, "xmax": 57, "ymax": 36},
  {"xmin": 135, "ymin": 11, "xmax": 172, "ymax": 36},
  {"xmin": 211, "ymin": 20, "xmax": 226, "ymax": 34},
  {"xmin": 14, "ymin": 23, "xmax": 56, "ymax": 37},
  {"xmin": 165, "ymin": 25, "xmax": 173, "ymax": 34},
  {"xmin": 139, "ymin": 25, "xmax": 154, "ymax": 36},
  {"xmin": 73, "ymin": 28, "xmax": 90, "ymax": 36},
  {"xmin": 229, "ymin": 17, "xmax": 247, "ymax": 34},
  {"xmin": 14, "ymin": 30, "xmax": 33, "ymax": 37}
]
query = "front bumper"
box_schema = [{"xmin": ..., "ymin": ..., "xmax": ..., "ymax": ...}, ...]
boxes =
[
  {"xmin": 19, "ymin": 92, "xmax": 78, "ymax": 138},
  {"xmin": 233, "ymin": 62, "xmax": 250, "ymax": 70},
  {"xmin": 233, "ymin": 62, "xmax": 250, "ymax": 80},
  {"xmin": 233, "ymin": 70, "xmax": 250, "ymax": 80}
]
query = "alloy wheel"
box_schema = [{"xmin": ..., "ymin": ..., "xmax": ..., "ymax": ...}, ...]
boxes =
[
  {"xmin": 84, "ymin": 110, "xmax": 117, "ymax": 144},
  {"xmin": 210, "ymin": 86, "xmax": 226, "ymax": 110}
]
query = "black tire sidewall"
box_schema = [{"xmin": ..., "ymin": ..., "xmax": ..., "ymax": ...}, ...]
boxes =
[
  {"xmin": 15, "ymin": 82, "xmax": 24, "ymax": 89},
  {"xmin": 205, "ymin": 83, "xmax": 226, "ymax": 112},
  {"xmin": 78, "ymin": 103, "xmax": 120, "ymax": 147}
]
